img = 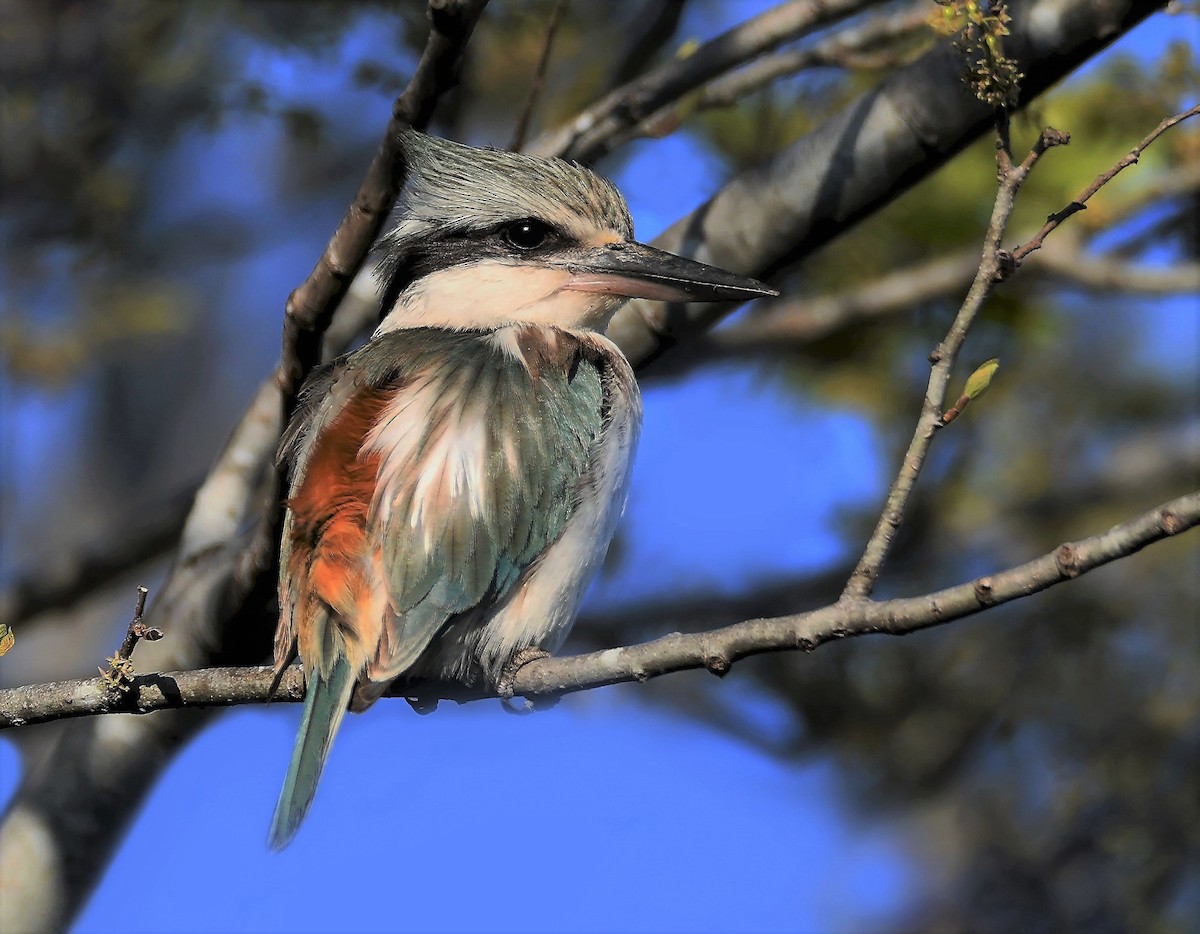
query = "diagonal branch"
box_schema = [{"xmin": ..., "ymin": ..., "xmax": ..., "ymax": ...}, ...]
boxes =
[
  {"xmin": 841, "ymin": 119, "xmax": 1071, "ymax": 599},
  {"xmin": 697, "ymin": 2, "xmax": 931, "ymax": 108},
  {"xmin": 1, "ymin": 491, "xmax": 1194, "ymax": 728},
  {"xmin": 279, "ymin": 0, "xmax": 490, "ymax": 409},
  {"xmin": 527, "ymin": 0, "xmax": 881, "ymax": 162},
  {"xmin": 1006, "ymin": 103, "xmax": 1200, "ymax": 268},
  {"xmin": 607, "ymin": 0, "xmax": 689, "ymax": 90},
  {"xmin": 839, "ymin": 103, "xmax": 1195, "ymax": 600}
]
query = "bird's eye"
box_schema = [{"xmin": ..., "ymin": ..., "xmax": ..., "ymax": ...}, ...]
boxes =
[{"xmin": 502, "ymin": 219, "xmax": 552, "ymax": 250}]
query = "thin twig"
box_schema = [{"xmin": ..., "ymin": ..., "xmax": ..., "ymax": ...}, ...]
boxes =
[
  {"xmin": 2, "ymin": 491, "xmax": 1194, "ymax": 729},
  {"xmin": 841, "ymin": 119, "xmax": 1070, "ymax": 600},
  {"xmin": 1006, "ymin": 104, "xmax": 1200, "ymax": 268},
  {"xmin": 508, "ymin": 0, "xmax": 569, "ymax": 152},
  {"xmin": 98, "ymin": 586, "xmax": 161, "ymax": 694}
]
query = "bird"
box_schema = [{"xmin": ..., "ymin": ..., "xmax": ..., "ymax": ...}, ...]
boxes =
[{"xmin": 268, "ymin": 129, "xmax": 776, "ymax": 849}]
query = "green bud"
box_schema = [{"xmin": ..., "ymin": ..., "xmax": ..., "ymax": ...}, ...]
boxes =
[{"xmin": 964, "ymin": 357, "xmax": 1000, "ymax": 400}]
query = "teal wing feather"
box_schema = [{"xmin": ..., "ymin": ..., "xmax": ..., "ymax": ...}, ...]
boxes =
[
  {"xmin": 268, "ymin": 651, "xmax": 356, "ymax": 850},
  {"xmin": 357, "ymin": 327, "xmax": 604, "ymax": 684}
]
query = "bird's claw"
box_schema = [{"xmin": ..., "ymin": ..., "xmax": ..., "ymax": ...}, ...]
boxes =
[{"xmin": 497, "ymin": 646, "xmax": 553, "ymax": 713}]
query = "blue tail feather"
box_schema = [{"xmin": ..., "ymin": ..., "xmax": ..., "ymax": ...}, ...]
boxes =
[{"xmin": 268, "ymin": 655, "xmax": 356, "ymax": 850}]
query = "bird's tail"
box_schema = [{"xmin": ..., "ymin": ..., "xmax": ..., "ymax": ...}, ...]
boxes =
[{"xmin": 269, "ymin": 653, "xmax": 356, "ymax": 850}]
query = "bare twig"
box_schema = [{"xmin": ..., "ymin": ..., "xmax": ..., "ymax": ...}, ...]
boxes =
[
  {"xmin": 527, "ymin": 0, "xmax": 879, "ymax": 161},
  {"xmin": 2, "ymin": 491, "xmax": 1194, "ymax": 729},
  {"xmin": 840, "ymin": 105, "xmax": 1194, "ymax": 601},
  {"xmin": 1006, "ymin": 104, "xmax": 1200, "ymax": 268},
  {"xmin": 842, "ymin": 120, "xmax": 1070, "ymax": 600},
  {"xmin": 508, "ymin": 0, "xmax": 569, "ymax": 151},
  {"xmin": 98, "ymin": 587, "xmax": 161, "ymax": 694}
]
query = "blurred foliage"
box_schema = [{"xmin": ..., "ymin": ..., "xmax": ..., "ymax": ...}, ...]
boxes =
[{"xmin": 1, "ymin": 1, "xmax": 1197, "ymax": 931}]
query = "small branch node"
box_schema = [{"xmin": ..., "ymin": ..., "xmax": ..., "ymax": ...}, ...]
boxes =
[
  {"xmin": 974, "ymin": 577, "xmax": 996, "ymax": 606},
  {"xmin": 1159, "ymin": 508, "xmax": 1183, "ymax": 536},
  {"xmin": 702, "ymin": 654, "xmax": 732, "ymax": 677},
  {"xmin": 1041, "ymin": 126, "xmax": 1070, "ymax": 148},
  {"xmin": 1055, "ymin": 543, "xmax": 1081, "ymax": 578}
]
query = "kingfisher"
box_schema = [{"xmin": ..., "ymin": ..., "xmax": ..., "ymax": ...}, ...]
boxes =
[{"xmin": 269, "ymin": 130, "xmax": 776, "ymax": 849}]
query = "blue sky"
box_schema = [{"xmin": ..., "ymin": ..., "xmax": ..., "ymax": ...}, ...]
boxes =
[{"xmin": 1, "ymin": 6, "xmax": 1195, "ymax": 932}]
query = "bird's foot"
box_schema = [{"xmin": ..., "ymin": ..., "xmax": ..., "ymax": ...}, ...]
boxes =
[{"xmin": 497, "ymin": 646, "xmax": 554, "ymax": 714}]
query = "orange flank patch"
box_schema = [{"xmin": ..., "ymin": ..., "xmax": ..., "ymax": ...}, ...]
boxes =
[{"xmin": 288, "ymin": 386, "xmax": 394, "ymax": 625}]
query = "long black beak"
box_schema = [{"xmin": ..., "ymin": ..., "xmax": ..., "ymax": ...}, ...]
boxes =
[{"xmin": 556, "ymin": 240, "xmax": 778, "ymax": 303}]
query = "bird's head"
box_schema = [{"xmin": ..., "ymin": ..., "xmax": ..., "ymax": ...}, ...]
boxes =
[{"xmin": 375, "ymin": 131, "xmax": 776, "ymax": 334}]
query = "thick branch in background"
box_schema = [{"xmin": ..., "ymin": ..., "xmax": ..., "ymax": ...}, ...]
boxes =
[
  {"xmin": 0, "ymin": 0, "xmax": 1174, "ymax": 930},
  {"xmin": 1, "ymin": 492, "xmax": 1195, "ymax": 727},
  {"xmin": 605, "ymin": 0, "xmax": 1168, "ymax": 368},
  {"xmin": 528, "ymin": 0, "xmax": 881, "ymax": 161}
]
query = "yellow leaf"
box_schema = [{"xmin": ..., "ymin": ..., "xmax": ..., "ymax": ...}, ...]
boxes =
[{"xmin": 0, "ymin": 623, "xmax": 13, "ymax": 657}]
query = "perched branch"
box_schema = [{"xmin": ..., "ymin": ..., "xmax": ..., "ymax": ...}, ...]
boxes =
[
  {"xmin": 842, "ymin": 120, "xmax": 1071, "ymax": 599},
  {"xmin": 2, "ymin": 492, "xmax": 1195, "ymax": 729},
  {"xmin": 508, "ymin": 0, "xmax": 568, "ymax": 152},
  {"xmin": 527, "ymin": 0, "xmax": 880, "ymax": 162}
]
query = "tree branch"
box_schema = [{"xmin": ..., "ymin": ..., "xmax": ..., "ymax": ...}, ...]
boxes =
[
  {"xmin": 606, "ymin": 0, "xmax": 689, "ymax": 91},
  {"xmin": 695, "ymin": 244, "xmax": 1198, "ymax": 362},
  {"xmin": 604, "ymin": 0, "xmax": 1168, "ymax": 370},
  {"xmin": 1006, "ymin": 104, "xmax": 1200, "ymax": 268},
  {"xmin": 2, "ymin": 491, "xmax": 1194, "ymax": 729},
  {"xmin": 697, "ymin": 2, "xmax": 931, "ymax": 108},
  {"xmin": 527, "ymin": 0, "xmax": 881, "ymax": 162},
  {"xmin": 278, "ymin": 0, "xmax": 489, "ymax": 408},
  {"xmin": 842, "ymin": 119, "xmax": 1071, "ymax": 599}
]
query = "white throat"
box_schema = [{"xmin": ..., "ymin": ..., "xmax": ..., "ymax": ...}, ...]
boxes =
[{"xmin": 374, "ymin": 260, "xmax": 626, "ymax": 336}]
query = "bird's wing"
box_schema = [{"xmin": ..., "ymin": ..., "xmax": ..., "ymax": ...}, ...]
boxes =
[{"xmin": 355, "ymin": 325, "xmax": 610, "ymax": 687}]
